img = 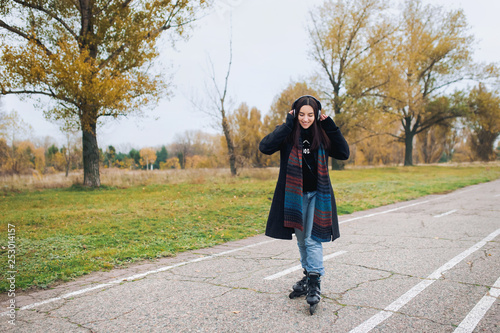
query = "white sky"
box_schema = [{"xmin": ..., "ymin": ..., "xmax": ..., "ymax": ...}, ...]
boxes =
[{"xmin": 2, "ymin": 0, "xmax": 499, "ymax": 152}]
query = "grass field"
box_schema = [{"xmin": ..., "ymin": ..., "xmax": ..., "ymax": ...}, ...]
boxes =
[{"xmin": 1, "ymin": 164, "xmax": 499, "ymax": 292}]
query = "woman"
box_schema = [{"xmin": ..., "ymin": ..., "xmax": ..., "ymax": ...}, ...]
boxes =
[{"xmin": 259, "ymin": 95, "xmax": 349, "ymax": 314}]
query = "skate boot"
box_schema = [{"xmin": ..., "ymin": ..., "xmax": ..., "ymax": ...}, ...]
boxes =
[
  {"xmin": 306, "ymin": 272, "xmax": 321, "ymax": 314},
  {"xmin": 289, "ymin": 270, "xmax": 308, "ymax": 299}
]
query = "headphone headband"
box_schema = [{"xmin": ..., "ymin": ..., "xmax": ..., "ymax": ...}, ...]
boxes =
[{"xmin": 292, "ymin": 95, "xmax": 322, "ymax": 120}]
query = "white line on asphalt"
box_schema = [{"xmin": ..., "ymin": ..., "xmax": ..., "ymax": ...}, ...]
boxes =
[
  {"xmin": 339, "ymin": 200, "xmax": 433, "ymax": 224},
  {"xmin": 348, "ymin": 228, "xmax": 500, "ymax": 333},
  {"xmin": 434, "ymin": 209, "xmax": 457, "ymax": 218},
  {"xmin": 339, "ymin": 185, "xmax": 479, "ymax": 224},
  {"xmin": 263, "ymin": 250, "xmax": 347, "ymax": 280},
  {"xmin": 453, "ymin": 276, "xmax": 500, "ymax": 333},
  {"xmin": 0, "ymin": 239, "xmax": 278, "ymax": 316},
  {"xmin": 494, "ymin": 194, "xmax": 500, "ymax": 197}
]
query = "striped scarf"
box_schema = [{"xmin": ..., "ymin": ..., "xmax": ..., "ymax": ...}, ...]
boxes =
[{"xmin": 284, "ymin": 141, "xmax": 332, "ymax": 242}]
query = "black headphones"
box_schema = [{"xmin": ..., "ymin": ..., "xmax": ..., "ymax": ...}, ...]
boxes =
[{"xmin": 291, "ymin": 95, "xmax": 322, "ymax": 120}]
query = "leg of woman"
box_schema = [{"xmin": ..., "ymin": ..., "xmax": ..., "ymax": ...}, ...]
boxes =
[
  {"xmin": 295, "ymin": 191, "xmax": 324, "ymax": 276},
  {"xmin": 294, "ymin": 193, "xmax": 311, "ymax": 272},
  {"xmin": 302, "ymin": 192, "xmax": 323, "ymax": 313},
  {"xmin": 303, "ymin": 192, "xmax": 324, "ymax": 276}
]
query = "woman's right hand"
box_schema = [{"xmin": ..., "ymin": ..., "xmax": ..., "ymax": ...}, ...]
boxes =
[{"xmin": 289, "ymin": 110, "xmax": 294, "ymax": 116}]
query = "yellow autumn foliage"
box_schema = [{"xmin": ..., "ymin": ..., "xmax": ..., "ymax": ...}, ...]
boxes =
[{"xmin": 0, "ymin": 0, "xmax": 209, "ymax": 186}]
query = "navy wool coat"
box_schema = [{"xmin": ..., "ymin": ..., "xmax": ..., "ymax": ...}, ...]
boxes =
[{"xmin": 259, "ymin": 114, "xmax": 350, "ymax": 241}]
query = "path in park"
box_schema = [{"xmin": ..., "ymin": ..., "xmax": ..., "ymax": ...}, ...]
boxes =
[{"xmin": 1, "ymin": 179, "xmax": 499, "ymax": 332}]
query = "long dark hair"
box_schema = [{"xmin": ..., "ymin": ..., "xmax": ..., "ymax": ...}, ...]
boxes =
[{"xmin": 288, "ymin": 96, "xmax": 330, "ymax": 151}]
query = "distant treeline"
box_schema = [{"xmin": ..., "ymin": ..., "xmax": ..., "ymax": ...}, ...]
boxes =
[{"xmin": 1, "ymin": 82, "xmax": 499, "ymax": 176}]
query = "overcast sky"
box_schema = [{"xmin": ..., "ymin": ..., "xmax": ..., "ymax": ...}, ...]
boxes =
[{"xmin": 2, "ymin": 0, "xmax": 499, "ymax": 152}]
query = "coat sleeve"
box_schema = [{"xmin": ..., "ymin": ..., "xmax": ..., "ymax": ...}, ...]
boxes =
[
  {"xmin": 259, "ymin": 114, "xmax": 294, "ymax": 155},
  {"xmin": 321, "ymin": 116, "xmax": 350, "ymax": 160}
]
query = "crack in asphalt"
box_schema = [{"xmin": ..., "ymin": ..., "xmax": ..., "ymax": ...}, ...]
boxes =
[{"xmin": 21, "ymin": 306, "xmax": 96, "ymax": 333}]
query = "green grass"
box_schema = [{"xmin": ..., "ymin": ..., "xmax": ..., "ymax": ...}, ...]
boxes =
[
  {"xmin": 332, "ymin": 165, "xmax": 500, "ymax": 214},
  {"xmin": 1, "ymin": 165, "xmax": 499, "ymax": 292}
]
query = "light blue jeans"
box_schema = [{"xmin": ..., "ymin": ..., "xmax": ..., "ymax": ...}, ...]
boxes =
[{"xmin": 294, "ymin": 191, "xmax": 325, "ymax": 276}]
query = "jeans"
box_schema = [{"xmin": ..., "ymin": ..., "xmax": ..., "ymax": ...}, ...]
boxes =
[{"xmin": 294, "ymin": 191, "xmax": 324, "ymax": 276}]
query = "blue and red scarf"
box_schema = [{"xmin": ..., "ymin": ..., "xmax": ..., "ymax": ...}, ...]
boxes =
[{"xmin": 284, "ymin": 140, "xmax": 332, "ymax": 242}]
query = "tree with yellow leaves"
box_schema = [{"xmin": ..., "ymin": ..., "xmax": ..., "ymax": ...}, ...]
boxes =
[
  {"xmin": 465, "ymin": 84, "xmax": 500, "ymax": 161},
  {"xmin": 376, "ymin": 0, "xmax": 478, "ymax": 165},
  {"xmin": 0, "ymin": 0, "xmax": 209, "ymax": 186},
  {"xmin": 139, "ymin": 147, "xmax": 156, "ymax": 170},
  {"xmin": 308, "ymin": 0, "xmax": 392, "ymax": 169},
  {"xmin": 229, "ymin": 103, "xmax": 264, "ymax": 168}
]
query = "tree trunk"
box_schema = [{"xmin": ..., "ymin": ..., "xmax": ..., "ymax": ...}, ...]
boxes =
[
  {"xmin": 82, "ymin": 122, "xmax": 101, "ymax": 187},
  {"xmin": 475, "ymin": 130, "xmax": 496, "ymax": 161},
  {"xmin": 222, "ymin": 116, "xmax": 237, "ymax": 176},
  {"xmin": 65, "ymin": 161, "xmax": 70, "ymax": 177},
  {"xmin": 404, "ymin": 132, "xmax": 414, "ymax": 166},
  {"xmin": 402, "ymin": 115, "xmax": 416, "ymax": 166}
]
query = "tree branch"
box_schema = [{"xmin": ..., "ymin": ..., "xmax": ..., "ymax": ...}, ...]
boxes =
[
  {"xmin": 349, "ymin": 132, "xmax": 381, "ymax": 145},
  {"xmin": 309, "ymin": 14, "xmax": 338, "ymax": 98},
  {"xmin": 99, "ymin": 44, "xmax": 127, "ymax": 69},
  {"xmin": 95, "ymin": 0, "xmax": 131, "ymax": 17},
  {"xmin": 416, "ymin": 114, "xmax": 457, "ymax": 134},
  {"xmin": 12, "ymin": 0, "xmax": 78, "ymax": 40},
  {"xmin": 426, "ymin": 75, "xmax": 471, "ymax": 95},
  {"xmin": 368, "ymin": 92, "xmax": 406, "ymax": 105},
  {"xmin": 1, "ymin": 89, "xmax": 55, "ymax": 97},
  {"xmin": 222, "ymin": 39, "xmax": 233, "ymax": 106},
  {"xmin": 98, "ymin": 112, "xmax": 128, "ymax": 118},
  {"xmin": 1, "ymin": 87, "xmax": 78, "ymax": 107},
  {"xmin": 0, "ymin": 19, "xmax": 52, "ymax": 56},
  {"xmin": 99, "ymin": 1, "xmax": 194, "ymax": 69},
  {"xmin": 357, "ymin": 78, "xmax": 390, "ymax": 98}
]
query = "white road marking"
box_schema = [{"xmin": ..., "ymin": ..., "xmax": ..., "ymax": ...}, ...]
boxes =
[
  {"xmin": 339, "ymin": 200, "xmax": 433, "ymax": 224},
  {"xmin": 0, "ymin": 239, "xmax": 277, "ymax": 316},
  {"xmin": 494, "ymin": 194, "xmax": 500, "ymax": 197},
  {"xmin": 339, "ymin": 185, "xmax": 478, "ymax": 224},
  {"xmin": 323, "ymin": 250, "xmax": 348, "ymax": 261},
  {"xmin": 453, "ymin": 276, "xmax": 500, "ymax": 333},
  {"xmin": 348, "ymin": 228, "xmax": 500, "ymax": 333},
  {"xmin": 263, "ymin": 250, "xmax": 347, "ymax": 280},
  {"xmin": 434, "ymin": 209, "xmax": 457, "ymax": 218}
]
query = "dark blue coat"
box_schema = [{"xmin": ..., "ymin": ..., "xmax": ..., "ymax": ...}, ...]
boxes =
[{"xmin": 259, "ymin": 114, "xmax": 350, "ymax": 241}]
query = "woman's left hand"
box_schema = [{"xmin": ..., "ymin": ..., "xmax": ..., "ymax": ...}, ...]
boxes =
[{"xmin": 319, "ymin": 114, "xmax": 328, "ymax": 121}]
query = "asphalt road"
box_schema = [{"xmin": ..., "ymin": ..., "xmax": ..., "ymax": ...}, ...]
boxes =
[{"xmin": 2, "ymin": 179, "xmax": 499, "ymax": 332}]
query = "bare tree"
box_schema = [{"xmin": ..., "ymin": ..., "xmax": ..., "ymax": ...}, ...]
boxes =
[{"xmin": 193, "ymin": 37, "xmax": 237, "ymax": 175}]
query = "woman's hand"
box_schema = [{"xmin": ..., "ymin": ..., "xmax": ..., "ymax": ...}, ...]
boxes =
[
  {"xmin": 319, "ymin": 114, "xmax": 328, "ymax": 121},
  {"xmin": 289, "ymin": 110, "xmax": 294, "ymax": 116}
]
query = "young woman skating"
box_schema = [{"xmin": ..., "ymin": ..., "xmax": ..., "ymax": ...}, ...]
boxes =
[{"xmin": 259, "ymin": 95, "xmax": 349, "ymax": 314}]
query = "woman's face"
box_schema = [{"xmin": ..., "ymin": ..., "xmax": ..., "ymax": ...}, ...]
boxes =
[{"xmin": 298, "ymin": 105, "xmax": 315, "ymax": 129}]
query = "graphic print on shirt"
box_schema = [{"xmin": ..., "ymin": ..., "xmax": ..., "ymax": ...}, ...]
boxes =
[{"xmin": 303, "ymin": 139, "xmax": 311, "ymax": 155}]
